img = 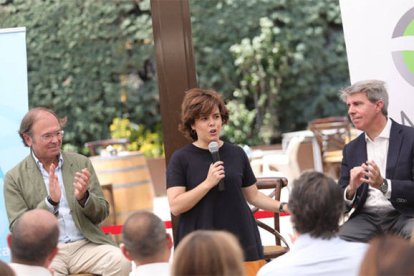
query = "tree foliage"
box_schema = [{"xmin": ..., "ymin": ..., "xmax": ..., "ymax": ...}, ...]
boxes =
[
  {"xmin": 0, "ymin": 0, "xmax": 157, "ymax": 152},
  {"xmin": 191, "ymin": 0, "xmax": 349, "ymax": 144},
  {"xmin": 0, "ymin": 0, "xmax": 349, "ymax": 150}
]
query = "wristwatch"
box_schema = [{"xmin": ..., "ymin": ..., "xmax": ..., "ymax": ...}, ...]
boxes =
[
  {"xmin": 47, "ymin": 195, "xmax": 59, "ymax": 206},
  {"xmin": 380, "ymin": 179, "xmax": 388, "ymax": 194},
  {"xmin": 279, "ymin": 202, "xmax": 287, "ymax": 213}
]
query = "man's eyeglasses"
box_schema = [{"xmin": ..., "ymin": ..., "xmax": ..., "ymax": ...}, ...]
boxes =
[{"xmin": 40, "ymin": 130, "xmax": 64, "ymax": 142}]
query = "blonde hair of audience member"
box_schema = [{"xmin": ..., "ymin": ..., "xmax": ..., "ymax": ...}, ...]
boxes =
[
  {"xmin": 172, "ymin": 230, "xmax": 245, "ymax": 276},
  {"xmin": 0, "ymin": 260, "xmax": 15, "ymax": 276},
  {"xmin": 359, "ymin": 234, "xmax": 414, "ymax": 276}
]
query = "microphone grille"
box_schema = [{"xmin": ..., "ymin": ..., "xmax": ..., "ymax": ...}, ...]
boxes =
[{"xmin": 208, "ymin": 141, "xmax": 219, "ymax": 153}]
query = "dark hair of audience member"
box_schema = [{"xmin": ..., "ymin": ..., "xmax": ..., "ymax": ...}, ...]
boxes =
[
  {"xmin": 122, "ymin": 210, "xmax": 167, "ymax": 261},
  {"xmin": 0, "ymin": 260, "xmax": 15, "ymax": 276},
  {"xmin": 359, "ymin": 234, "xmax": 414, "ymax": 276},
  {"xmin": 10, "ymin": 212, "xmax": 59, "ymax": 264},
  {"xmin": 179, "ymin": 88, "xmax": 229, "ymax": 141},
  {"xmin": 289, "ymin": 171, "xmax": 344, "ymax": 239},
  {"xmin": 172, "ymin": 230, "xmax": 245, "ymax": 276}
]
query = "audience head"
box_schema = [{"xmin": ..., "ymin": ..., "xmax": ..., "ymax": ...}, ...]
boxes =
[
  {"xmin": 7, "ymin": 209, "xmax": 59, "ymax": 267},
  {"xmin": 340, "ymin": 79, "xmax": 388, "ymax": 116},
  {"xmin": 289, "ymin": 171, "xmax": 344, "ymax": 239},
  {"xmin": 18, "ymin": 107, "xmax": 66, "ymax": 147},
  {"xmin": 0, "ymin": 260, "xmax": 15, "ymax": 276},
  {"xmin": 179, "ymin": 88, "xmax": 229, "ymax": 141},
  {"xmin": 172, "ymin": 230, "xmax": 245, "ymax": 276},
  {"xmin": 121, "ymin": 210, "xmax": 172, "ymax": 265},
  {"xmin": 359, "ymin": 234, "xmax": 414, "ymax": 276}
]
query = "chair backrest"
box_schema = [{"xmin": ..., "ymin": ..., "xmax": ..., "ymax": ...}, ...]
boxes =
[
  {"xmin": 285, "ymin": 136, "xmax": 304, "ymax": 181},
  {"xmin": 251, "ymin": 176, "xmax": 290, "ymax": 259},
  {"xmin": 262, "ymin": 136, "xmax": 304, "ymax": 182},
  {"xmin": 84, "ymin": 138, "xmax": 129, "ymax": 156},
  {"xmin": 309, "ymin": 116, "xmax": 351, "ymax": 154}
]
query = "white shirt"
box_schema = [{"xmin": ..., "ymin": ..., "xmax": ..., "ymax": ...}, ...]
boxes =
[
  {"xmin": 363, "ymin": 118, "xmax": 393, "ymax": 211},
  {"xmin": 344, "ymin": 119, "xmax": 393, "ymax": 212},
  {"xmin": 9, "ymin": 262, "xmax": 52, "ymax": 276},
  {"xmin": 257, "ymin": 234, "xmax": 368, "ymax": 276},
  {"xmin": 33, "ymin": 152, "xmax": 85, "ymax": 243},
  {"xmin": 130, "ymin": 262, "xmax": 170, "ymax": 276}
]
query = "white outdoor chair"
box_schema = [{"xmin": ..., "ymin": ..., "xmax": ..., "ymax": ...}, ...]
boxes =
[{"xmin": 261, "ymin": 136, "xmax": 304, "ymax": 184}]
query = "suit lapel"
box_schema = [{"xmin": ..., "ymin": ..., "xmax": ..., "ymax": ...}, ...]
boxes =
[
  {"xmin": 26, "ymin": 155, "xmax": 48, "ymax": 197},
  {"xmin": 354, "ymin": 134, "xmax": 368, "ymax": 166},
  {"xmin": 61, "ymin": 153, "xmax": 76, "ymax": 208},
  {"xmin": 350, "ymin": 134, "xmax": 369, "ymax": 213},
  {"xmin": 386, "ymin": 121, "xmax": 403, "ymax": 179}
]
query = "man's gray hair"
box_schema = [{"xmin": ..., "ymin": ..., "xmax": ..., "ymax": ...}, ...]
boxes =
[{"xmin": 339, "ymin": 79, "xmax": 388, "ymax": 116}]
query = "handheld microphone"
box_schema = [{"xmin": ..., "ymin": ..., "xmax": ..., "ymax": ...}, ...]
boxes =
[{"xmin": 208, "ymin": 141, "xmax": 225, "ymax": 191}]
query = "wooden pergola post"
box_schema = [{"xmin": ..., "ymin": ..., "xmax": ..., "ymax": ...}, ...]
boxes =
[{"xmin": 150, "ymin": 0, "xmax": 197, "ymax": 241}]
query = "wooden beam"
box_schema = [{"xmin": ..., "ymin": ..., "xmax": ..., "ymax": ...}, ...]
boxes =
[
  {"xmin": 150, "ymin": 0, "xmax": 197, "ymax": 243},
  {"xmin": 151, "ymin": 0, "xmax": 197, "ymax": 165}
]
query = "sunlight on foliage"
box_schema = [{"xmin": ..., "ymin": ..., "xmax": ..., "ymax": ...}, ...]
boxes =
[{"xmin": 110, "ymin": 117, "xmax": 164, "ymax": 158}]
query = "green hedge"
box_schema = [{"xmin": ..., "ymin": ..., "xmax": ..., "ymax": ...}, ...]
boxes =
[
  {"xmin": 0, "ymin": 0, "xmax": 157, "ymax": 153},
  {"xmin": 1, "ymin": 0, "xmax": 349, "ymax": 150},
  {"xmin": 191, "ymin": 0, "xmax": 349, "ymax": 144}
]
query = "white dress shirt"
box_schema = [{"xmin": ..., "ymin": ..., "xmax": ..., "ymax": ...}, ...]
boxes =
[
  {"xmin": 10, "ymin": 262, "xmax": 52, "ymax": 276},
  {"xmin": 130, "ymin": 262, "xmax": 170, "ymax": 276},
  {"xmin": 363, "ymin": 118, "xmax": 393, "ymax": 211},
  {"xmin": 33, "ymin": 152, "xmax": 85, "ymax": 243},
  {"xmin": 257, "ymin": 234, "xmax": 368, "ymax": 276},
  {"xmin": 344, "ymin": 118, "xmax": 393, "ymax": 212}
]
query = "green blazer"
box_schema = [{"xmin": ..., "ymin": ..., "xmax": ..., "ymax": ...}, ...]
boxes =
[{"xmin": 4, "ymin": 151, "xmax": 115, "ymax": 246}]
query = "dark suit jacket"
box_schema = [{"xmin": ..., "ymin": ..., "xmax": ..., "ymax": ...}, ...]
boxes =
[
  {"xmin": 4, "ymin": 151, "xmax": 115, "ymax": 245},
  {"xmin": 339, "ymin": 119, "xmax": 414, "ymax": 216}
]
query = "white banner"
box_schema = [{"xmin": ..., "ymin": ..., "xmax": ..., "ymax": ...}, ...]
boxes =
[
  {"xmin": 0, "ymin": 27, "xmax": 29, "ymax": 262},
  {"xmin": 340, "ymin": 0, "xmax": 414, "ymax": 126}
]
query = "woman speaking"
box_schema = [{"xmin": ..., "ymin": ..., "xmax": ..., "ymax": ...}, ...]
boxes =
[{"xmin": 166, "ymin": 88, "xmax": 287, "ymax": 275}]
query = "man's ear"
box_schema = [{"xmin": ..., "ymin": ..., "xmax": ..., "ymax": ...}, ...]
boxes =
[
  {"xmin": 44, "ymin": 247, "xmax": 58, "ymax": 273},
  {"xmin": 120, "ymin": 243, "xmax": 133, "ymax": 261},
  {"xmin": 7, "ymin": 234, "xmax": 12, "ymax": 248},
  {"xmin": 23, "ymin": 133, "xmax": 33, "ymax": 147},
  {"xmin": 376, "ymin": 99, "xmax": 385, "ymax": 113},
  {"xmin": 166, "ymin": 233, "xmax": 173, "ymax": 250},
  {"xmin": 45, "ymin": 247, "xmax": 58, "ymax": 267}
]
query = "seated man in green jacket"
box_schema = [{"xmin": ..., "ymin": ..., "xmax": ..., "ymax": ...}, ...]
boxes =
[{"xmin": 4, "ymin": 107, "xmax": 131, "ymax": 276}]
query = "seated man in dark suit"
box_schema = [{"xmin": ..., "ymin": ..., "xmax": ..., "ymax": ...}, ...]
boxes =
[{"xmin": 338, "ymin": 79, "xmax": 414, "ymax": 242}]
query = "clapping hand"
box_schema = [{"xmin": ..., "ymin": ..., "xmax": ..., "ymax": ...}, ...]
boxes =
[
  {"xmin": 74, "ymin": 168, "xmax": 90, "ymax": 201},
  {"xmin": 48, "ymin": 163, "xmax": 61, "ymax": 203}
]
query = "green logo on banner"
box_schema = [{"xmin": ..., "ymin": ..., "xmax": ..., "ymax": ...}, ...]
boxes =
[{"xmin": 392, "ymin": 7, "xmax": 414, "ymax": 86}]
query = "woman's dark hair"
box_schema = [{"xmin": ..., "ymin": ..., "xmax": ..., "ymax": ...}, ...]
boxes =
[{"xmin": 179, "ymin": 88, "xmax": 229, "ymax": 141}]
